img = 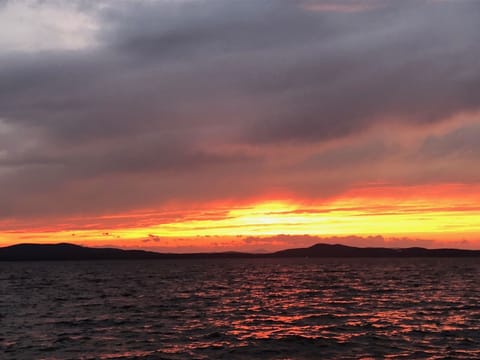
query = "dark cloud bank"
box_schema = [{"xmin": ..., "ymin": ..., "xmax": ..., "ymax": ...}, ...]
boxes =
[{"xmin": 0, "ymin": 0, "xmax": 479, "ymax": 221}]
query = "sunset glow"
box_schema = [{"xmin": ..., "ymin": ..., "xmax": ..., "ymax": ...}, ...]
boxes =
[
  {"xmin": 1, "ymin": 0, "xmax": 480, "ymax": 252},
  {"xmin": 4, "ymin": 2, "xmax": 480, "ymax": 359},
  {"xmin": 2, "ymin": 184, "xmax": 479, "ymax": 251}
]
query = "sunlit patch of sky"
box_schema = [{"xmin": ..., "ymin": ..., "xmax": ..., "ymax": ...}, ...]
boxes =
[{"xmin": 0, "ymin": 0, "xmax": 99, "ymax": 52}]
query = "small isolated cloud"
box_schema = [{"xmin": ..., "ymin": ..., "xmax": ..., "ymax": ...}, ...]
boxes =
[
  {"xmin": 143, "ymin": 234, "xmax": 162, "ymax": 243},
  {"xmin": 300, "ymin": 0, "xmax": 383, "ymax": 13}
]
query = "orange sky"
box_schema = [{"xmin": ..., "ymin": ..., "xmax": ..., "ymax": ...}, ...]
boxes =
[
  {"xmin": 1, "ymin": 0, "xmax": 480, "ymax": 252},
  {"xmin": 2, "ymin": 183, "xmax": 479, "ymax": 252}
]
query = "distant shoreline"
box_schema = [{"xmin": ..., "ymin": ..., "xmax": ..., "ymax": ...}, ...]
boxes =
[{"xmin": 1, "ymin": 242, "xmax": 480, "ymax": 261}]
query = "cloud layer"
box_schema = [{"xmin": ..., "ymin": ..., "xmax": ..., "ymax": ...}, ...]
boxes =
[{"xmin": 1, "ymin": 0, "xmax": 479, "ymax": 224}]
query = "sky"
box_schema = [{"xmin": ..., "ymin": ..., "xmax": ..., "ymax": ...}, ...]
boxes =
[{"xmin": 1, "ymin": 0, "xmax": 480, "ymax": 252}]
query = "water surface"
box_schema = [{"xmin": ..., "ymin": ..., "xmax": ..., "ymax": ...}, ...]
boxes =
[{"xmin": 1, "ymin": 258, "xmax": 480, "ymax": 359}]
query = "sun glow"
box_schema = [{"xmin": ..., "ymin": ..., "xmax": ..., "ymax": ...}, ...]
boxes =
[{"xmin": 1, "ymin": 184, "xmax": 480, "ymax": 250}]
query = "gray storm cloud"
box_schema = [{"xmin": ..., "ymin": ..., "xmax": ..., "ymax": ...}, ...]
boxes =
[{"xmin": 0, "ymin": 0, "xmax": 479, "ymax": 219}]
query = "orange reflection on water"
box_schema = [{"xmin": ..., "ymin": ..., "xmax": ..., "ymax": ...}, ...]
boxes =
[{"xmin": 98, "ymin": 350, "xmax": 155, "ymax": 359}]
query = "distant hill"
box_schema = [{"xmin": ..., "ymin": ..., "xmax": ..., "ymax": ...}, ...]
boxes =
[
  {"xmin": 0, "ymin": 243, "xmax": 162, "ymax": 261},
  {"xmin": 0, "ymin": 242, "xmax": 479, "ymax": 261},
  {"xmin": 270, "ymin": 243, "xmax": 480, "ymax": 258},
  {"xmin": 0, "ymin": 243, "xmax": 254, "ymax": 261}
]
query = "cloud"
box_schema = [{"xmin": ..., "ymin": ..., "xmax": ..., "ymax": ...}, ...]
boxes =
[
  {"xmin": 0, "ymin": 0, "xmax": 479, "ymax": 222},
  {"xmin": 0, "ymin": 0, "xmax": 99, "ymax": 52},
  {"xmin": 242, "ymin": 234, "xmax": 437, "ymax": 249},
  {"xmin": 420, "ymin": 123, "xmax": 480, "ymax": 159},
  {"xmin": 143, "ymin": 234, "xmax": 161, "ymax": 243},
  {"xmin": 300, "ymin": 0, "xmax": 385, "ymax": 13},
  {"xmin": 137, "ymin": 234, "xmax": 478, "ymax": 252}
]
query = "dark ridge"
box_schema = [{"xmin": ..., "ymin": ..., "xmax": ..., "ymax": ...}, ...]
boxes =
[
  {"xmin": 269, "ymin": 243, "xmax": 480, "ymax": 258},
  {"xmin": 0, "ymin": 242, "xmax": 479, "ymax": 261},
  {"xmin": 0, "ymin": 243, "xmax": 256, "ymax": 261},
  {"xmin": 0, "ymin": 243, "xmax": 162, "ymax": 261}
]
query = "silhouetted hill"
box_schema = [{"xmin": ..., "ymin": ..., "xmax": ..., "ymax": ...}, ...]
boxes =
[
  {"xmin": 0, "ymin": 243, "xmax": 255, "ymax": 261},
  {"xmin": 0, "ymin": 243, "xmax": 163, "ymax": 261},
  {"xmin": 0, "ymin": 242, "xmax": 479, "ymax": 261},
  {"xmin": 270, "ymin": 243, "xmax": 480, "ymax": 258}
]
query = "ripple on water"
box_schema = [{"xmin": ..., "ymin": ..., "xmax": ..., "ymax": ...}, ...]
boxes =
[{"xmin": 1, "ymin": 258, "xmax": 480, "ymax": 359}]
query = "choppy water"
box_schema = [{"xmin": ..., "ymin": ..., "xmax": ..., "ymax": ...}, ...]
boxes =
[{"xmin": 1, "ymin": 258, "xmax": 480, "ymax": 359}]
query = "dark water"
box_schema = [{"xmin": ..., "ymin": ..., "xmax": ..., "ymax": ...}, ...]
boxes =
[{"xmin": 1, "ymin": 258, "xmax": 480, "ymax": 359}]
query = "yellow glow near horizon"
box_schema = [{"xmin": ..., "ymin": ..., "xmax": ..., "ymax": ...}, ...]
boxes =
[{"xmin": 2, "ymin": 184, "xmax": 480, "ymax": 250}]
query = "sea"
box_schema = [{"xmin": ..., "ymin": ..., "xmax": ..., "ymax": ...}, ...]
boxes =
[{"xmin": 1, "ymin": 258, "xmax": 480, "ymax": 359}]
